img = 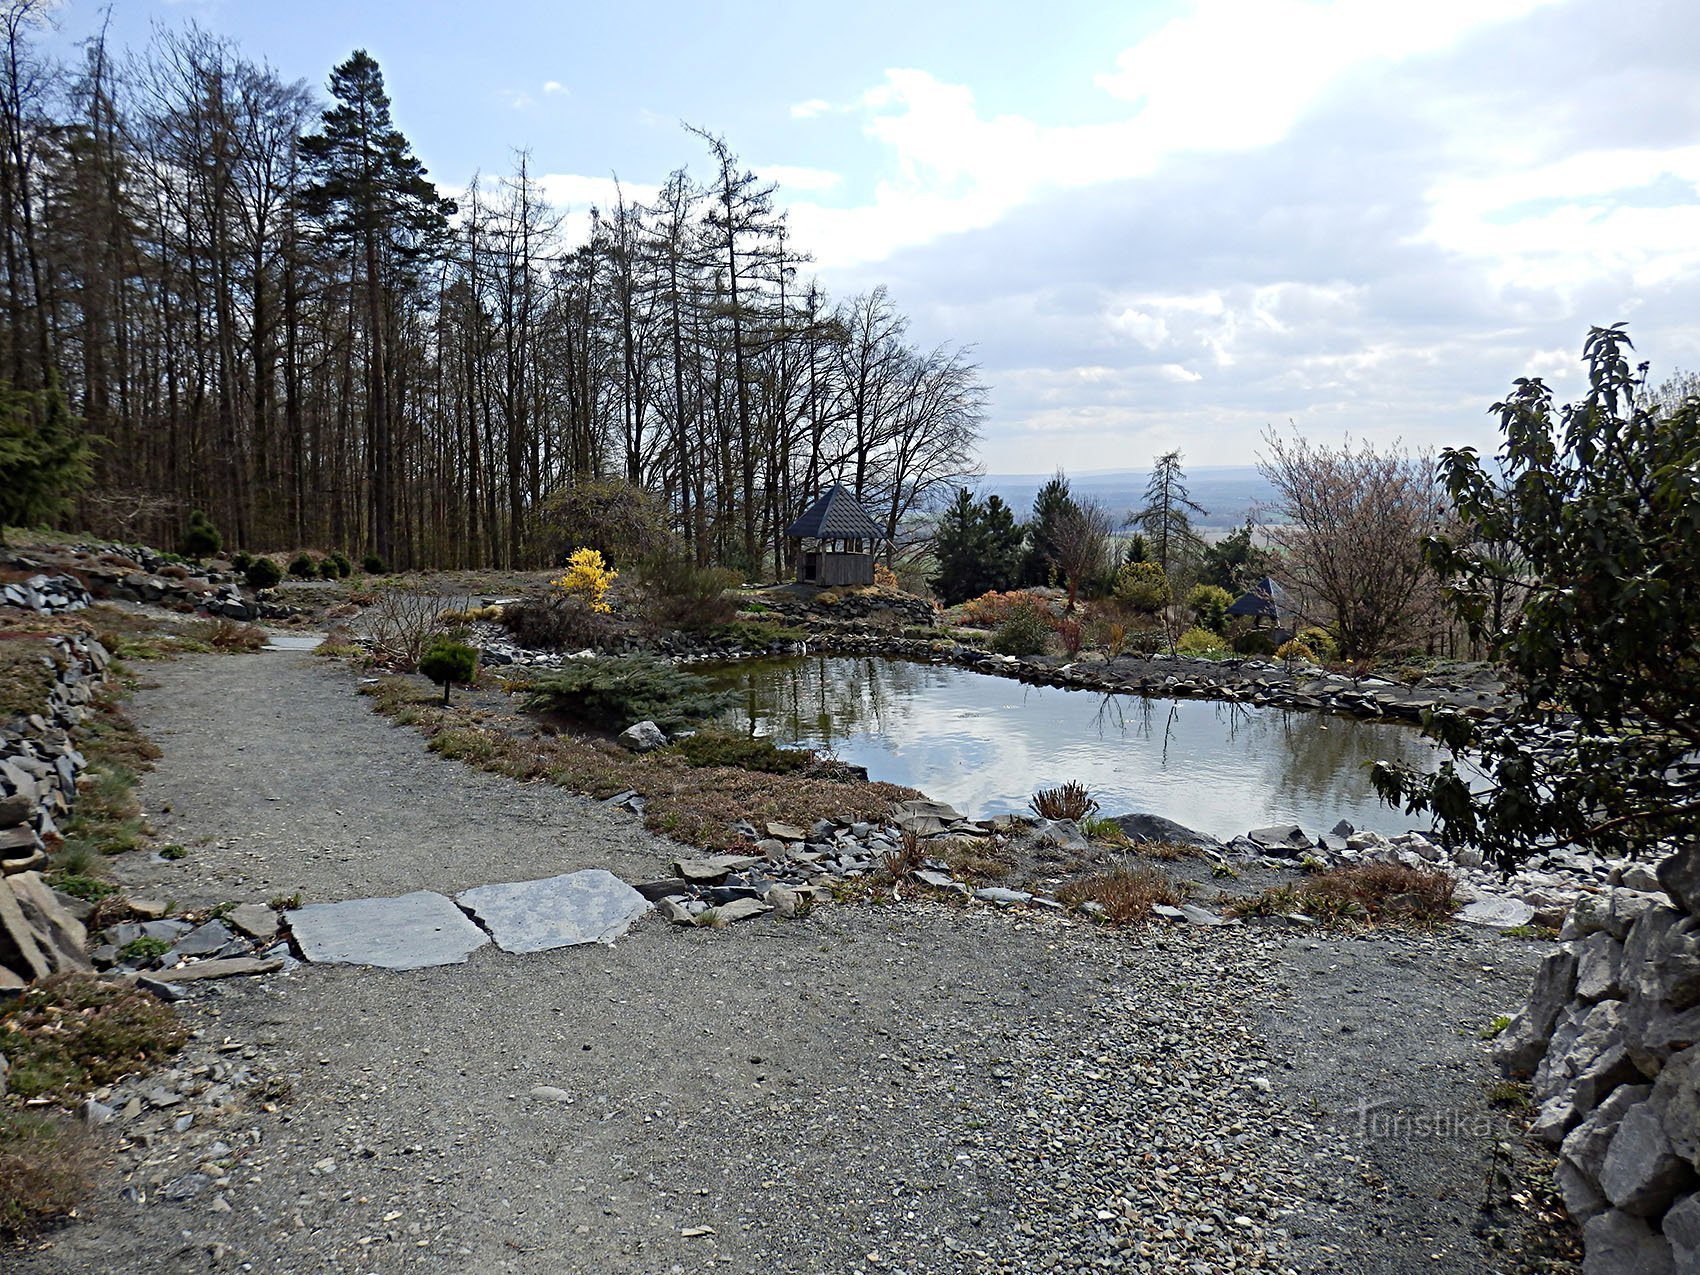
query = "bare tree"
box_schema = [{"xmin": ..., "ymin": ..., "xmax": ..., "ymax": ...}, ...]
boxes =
[
  {"xmin": 1051, "ymin": 496, "xmax": 1113, "ymax": 613},
  {"xmin": 1257, "ymin": 428, "xmax": 1442, "ymax": 660}
]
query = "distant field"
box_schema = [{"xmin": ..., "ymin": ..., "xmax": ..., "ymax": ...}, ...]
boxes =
[{"xmin": 976, "ymin": 466, "xmax": 1276, "ymax": 530}]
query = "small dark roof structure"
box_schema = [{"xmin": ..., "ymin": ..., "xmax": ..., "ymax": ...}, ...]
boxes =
[
  {"xmin": 1226, "ymin": 575, "xmax": 1290, "ymax": 622},
  {"xmin": 784, "ymin": 485, "xmax": 884, "ymax": 543}
]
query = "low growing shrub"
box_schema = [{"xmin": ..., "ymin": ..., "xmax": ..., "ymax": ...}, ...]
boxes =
[
  {"xmin": 1228, "ymin": 863, "xmax": 1457, "ymax": 926},
  {"xmin": 361, "ymin": 553, "xmax": 388, "ymax": 575},
  {"xmin": 553, "ymin": 547, "xmax": 618, "ymax": 614},
  {"xmin": 635, "ymin": 555, "xmax": 740, "ymax": 632},
  {"xmin": 500, "ymin": 593, "xmax": 621, "ymax": 651},
  {"xmin": 0, "ymin": 1110, "xmax": 102, "ymax": 1237},
  {"xmin": 326, "ymin": 550, "xmax": 353, "ymax": 578},
  {"xmin": 244, "ymin": 556, "xmax": 283, "ymax": 589},
  {"xmin": 525, "ymin": 654, "xmax": 734, "ymax": 733},
  {"xmin": 670, "ymin": 728, "xmax": 813, "ymax": 774},
  {"xmin": 959, "ymin": 589, "xmax": 1046, "ymax": 629},
  {"xmin": 1176, "ymin": 625, "xmax": 1229, "ymax": 656},
  {"xmin": 288, "ymin": 553, "xmax": 318, "ymax": 580},
  {"xmin": 989, "ymin": 600, "xmax": 1053, "ymax": 656},
  {"xmin": 318, "ymin": 557, "xmax": 341, "ymax": 580},
  {"xmin": 179, "ymin": 509, "xmax": 222, "ymax": 559},
  {"xmin": 1057, "ymin": 864, "xmax": 1184, "ymax": 924},
  {"xmin": 0, "ymin": 974, "xmax": 188, "ymax": 1103}
]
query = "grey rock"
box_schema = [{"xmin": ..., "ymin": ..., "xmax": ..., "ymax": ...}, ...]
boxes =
[
  {"xmin": 974, "ymin": 887, "xmax": 1034, "ymax": 906},
  {"xmin": 1458, "ymin": 896, "xmax": 1536, "ymax": 929},
  {"xmin": 890, "ymin": 798, "xmax": 967, "ymax": 837},
  {"xmin": 1599, "ymin": 1101, "xmax": 1695, "ymax": 1216},
  {"xmin": 1178, "ymin": 903, "xmax": 1227, "ymax": 927},
  {"xmin": 912, "ymin": 869, "xmax": 958, "ymax": 891},
  {"xmin": 1564, "ymin": 889, "xmax": 1669, "ymax": 943},
  {"xmin": 1664, "ymin": 1192, "xmax": 1700, "ymax": 1272},
  {"xmin": 763, "ymin": 822, "xmax": 806, "ymax": 841},
  {"xmin": 699, "ymin": 897, "xmax": 769, "ymax": 926},
  {"xmin": 632, "ymin": 877, "xmax": 691, "ymax": 901},
  {"xmin": 1620, "ymin": 862, "xmax": 1664, "ymax": 894},
  {"xmin": 169, "ymin": 920, "xmax": 235, "ymax": 959},
  {"xmin": 1113, "ymin": 812, "xmax": 1221, "ymax": 851},
  {"xmin": 1033, "ymin": 819, "xmax": 1088, "ymax": 852},
  {"xmin": 455, "ymin": 870, "xmax": 650, "ymax": 953},
  {"xmin": 528, "ymin": 1086, "xmax": 573, "ymax": 1103},
  {"xmin": 1246, "ymin": 825, "xmax": 1311, "ymax": 855},
  {"xmin": 149, "ymin": 957, "xmax": 284, "ymax": 983},
  {"xmin": 763, "ymin": 884, "xmax": 802, "ymax": 918},
  {"xmin": 1576, "ymin": 931, "xmax": 1627, "ymax": 1003},
  {"xmin": 617, "ymin": 720, "xmax": 667, "ymax": 752},
  {"xmin": 81, "ymin": 1098, "xmax": 116, "ymax": 1126},
  {"xmin": 289, "ymin": 891, "xmax": 489, "ymax": 970},
  {"xmin": 1582, "ymin": 1210, "xmax": 1674, "ymax": 1275},
  {"xmin": 1658, "ymin": 840, "xmax": 1700, "ymax": 914},
  {"xmin": 1563, "ymin": 1084, "xmax": 1652, "ymax": 1187},
  {"xmin": 1497, "ymin": 947, "xmax": 1579, "ymax": 1075},
  {"xmin": 226, "ymin": 903, "xmax": 280, "ymax": 942},
  {"xmin": 672, "ymin": 854, "xmax": 762, "ymax": 884},
  {"xmin": 1556, "ymin": 1158, "xmax": 1608, "ymax": 1223},
  {"xmin": 1651, "ymin": 1045, "xmax": 1700, "ymax": 1166}
]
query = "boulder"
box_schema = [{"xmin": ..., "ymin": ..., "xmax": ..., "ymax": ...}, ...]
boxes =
[
  {"xmin": 1576, "ymin": 932, "xmax": 1627, "ymax": 1003},
  {"xmin": 1556, "ymin": 1158, "xmax": 1609, "ymax": 1223},
  {"xmin": 1658, "ymin": 841, "xmax": 1700, "ymax": 915},
  {"xmin": 1599, "ymin": 1101, "xmax": 1696, "ymax": 1216},
  {"xmin": 1032, "ymin": 819, "xmax": 1088, "ymax": 852},
  {"xmin": 1651, "ymin": 1045, "xmax": 1700, "ymax": 1167},
  {"xmin": 891, "ymin": 799, "xmax": 967, "ymax": 837},
  {"xmin": 617, "ymin": 720, "xmax": 668, "ymax": 753},
  {"xmin": 1112, "ymin": 812, "xmax": 1221, "ymax": 851},
  {"xmin": 1497, "ymin": 947, "xmax": 1580, "ymax": 1075},
  {"xmin": 1246, "ymin": 825, "xmax": 1311, "ymax": 856},
  {"xmin": 1563, "ymin": 889, "xmax": 1667, "ymax": 943},
  {"xmin": 1582, "ymin": 1210, "xmax": 1674, "ymax": 1275},
  {"xmin": 1564, "ymin": 1084, "xmax": 1652, "ymax": 1188},
  {"xmin": 1664, "ymin": 1192, "xmax": 1700, "ymax": 1272}
]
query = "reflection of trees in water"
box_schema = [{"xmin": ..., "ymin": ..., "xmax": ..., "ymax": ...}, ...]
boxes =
[{"xmin": 716, "ymin": 656, "xmax": 943, "ymax": 750}]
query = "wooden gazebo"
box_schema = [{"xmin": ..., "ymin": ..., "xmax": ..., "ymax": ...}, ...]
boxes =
[
  {"xmin": 1226, "ymin": 575, "xmax": 1296, "ymax": 630},
  {"xmin": 784, "ymin": 485, "xmax": 885, "ymax": 587}
]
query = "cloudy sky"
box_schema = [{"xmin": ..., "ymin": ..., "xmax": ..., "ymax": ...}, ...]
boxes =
[{"xmin": 47, "ymin": 0, "xmax": 1700, "ymax": 470}]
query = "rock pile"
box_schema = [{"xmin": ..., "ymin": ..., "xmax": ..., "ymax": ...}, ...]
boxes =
[
  {"xmin": 1494, "ymin": 841, "xmax": 1700, "ymax": 1273},
  {"xmin": 0, "ymin": 632, "xmax": 114, "ymax": 986},
  {"xmin": 1, "ymin": 572, "xmax": 92, "ymax": 614}
]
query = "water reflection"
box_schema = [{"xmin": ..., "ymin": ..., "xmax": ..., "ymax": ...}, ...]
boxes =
[{"xmin": 707, "ymin": 655, "xmax": 1441, "ymax": 840}]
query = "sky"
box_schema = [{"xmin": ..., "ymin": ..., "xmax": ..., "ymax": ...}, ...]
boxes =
[{"xmin": 41, "ymin": 0, "xmax": 1700, "ymax": 472}]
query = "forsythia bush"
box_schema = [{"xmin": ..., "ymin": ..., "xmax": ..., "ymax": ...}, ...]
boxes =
[{"xmin": 553, "ymin": 548, "xmax": 617, "ymax": 614}]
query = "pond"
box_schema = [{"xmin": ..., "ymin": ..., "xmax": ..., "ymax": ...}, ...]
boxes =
[{"xmin": 707, "ymin": 655, "xmax": 1443, "ymax": 840}]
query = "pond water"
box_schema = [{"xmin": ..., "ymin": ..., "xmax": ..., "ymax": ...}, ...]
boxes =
[{"xmin": 707, "ymin": 655, "xmax": 1442, "ymax": 840}]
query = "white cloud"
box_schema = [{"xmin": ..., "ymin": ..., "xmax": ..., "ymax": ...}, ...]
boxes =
[
  {"xmin": 759, "ymin": 164, "xmax": 841, "ymax": 193},
  {"xmin": 784, "ymin": 0, "xmax": 1565, "ymax": 270},
  {"xmin": 789, "ymin": 98, "xmax": 832, "ymax": 119},
  {"xmin": 542, "ymin": 80, "xmax": 568, "ymax": 96},
  {"xmin": 537, "ymin": 174, "xmax": 663, "ymax": 246}
]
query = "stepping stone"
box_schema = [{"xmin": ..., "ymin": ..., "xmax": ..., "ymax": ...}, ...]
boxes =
[
  {"xmin": 261, "ymin": 633, "xmax": 324, "ymax": 652},
  {"xmin": 151, "ymin": 957, "xmax": 283, "ymax": 983},
  {"xmin": 289, "ymin": 891, "xmax": 488, "ymax": 970},
  {"xmin": 455, "ymin": 870, "xmax": 650, "ymax": 954}
]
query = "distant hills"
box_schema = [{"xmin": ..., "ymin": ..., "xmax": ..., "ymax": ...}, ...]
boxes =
[{"xmin": 973, "ymin": 466, "xmax": 1276, "ymax": 530}]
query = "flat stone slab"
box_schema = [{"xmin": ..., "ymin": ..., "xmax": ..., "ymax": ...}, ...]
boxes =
[
  {"xmin": 151, "ymin": 957, "xmax": 283, "ymax": 983},
  {"xmin": 262, "ymin": 633, "xmax": 324, "ymax": 652},
  {"xmin": 289, "ymin": 891, "xmax": 488, "ymax": 969},
  {"xmin": 455, "ymin": 870, "xmax": 650, "ymax": 953}
]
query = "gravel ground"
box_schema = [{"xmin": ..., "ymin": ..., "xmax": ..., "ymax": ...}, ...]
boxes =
[{"xmin": 12, "ymin": 648, "xmax": 1572, "ymax": 1273}]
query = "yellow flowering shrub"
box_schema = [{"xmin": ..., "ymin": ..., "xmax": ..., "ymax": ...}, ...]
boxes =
[{"xmin": 552, "ymin": 548, "xmax": 617, "ymax": 614}]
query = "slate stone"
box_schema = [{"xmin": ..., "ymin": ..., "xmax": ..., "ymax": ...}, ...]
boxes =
[
  {"xmin": 891, "ymin": 798, "xmax": 966, "ymax": 837},
  {"xmin": 151, "ymin": 957, "xmax": 283, "ymax": 983},
  {"xmin": 764, "ymin": 822, "xmax": 806, "ymax": 841},
  {"xmin": 1179, "ymin": 903, "xmax": 1227, "ymax": 927},
  {"xmin": 1458, "ymin": 896, "xmax": 1536, "ymax": 929},
  {"xmin": 289, "ymin": 891, "xmax": 489, "ymax": 970},
  {"xmin": 169, "ymin": 920, "xmax": 235, "ymax": 959},
  {"xmin": 618, "ymin": 720, "xmax": 667, "ymax": 752},
  {"xmin": 226, "ymin": 903, "xmax": 280, "ymax": 942},
  {"xmin": 1247, "ymin": 824, "xmax": 1311, "ymax": 855},
  {"xmin": 1113, "ymin": 812, "xmax": 1222, "ymax": 850},
  {"xmin": 974, "ymin": 887, "xmax": 1033, "ymax": 906},
  {"xmin": 699, "ymin": 897, "xmax": 769, "ymax": 925},
  {"xmin": 455, "ymin": 870, "xmax": 649, "ymax": 953},
  {"xmin": 672, "ymin": 854, "xmax": 761, "ymax": 883}
]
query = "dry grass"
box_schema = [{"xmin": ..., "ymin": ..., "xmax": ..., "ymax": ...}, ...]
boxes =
[
  {"xmin": 361, "ymin": 675, "xmax": 920, "ymax": 850},
  {"xmin": 878, "ymin": 832, "xmax": 926, "ymax": 881},
  {"xmin": 186, "ymin": 617, "xmax": 268, "ymax": 652},
  {"xmin": 0, "ymin": 1110, "xmax": 102, "ymax": 1237},
  {"xmin": 1228, "ymin": 862, "xmax": 1458, "ymax": 926},
  {"xmin": 1057, "ymin": 863, "xmax": 1186, "ymax": 924},
  {"xmin": 1030, "ymin": 781, "xmax": 1100, "ymax": 823},
  {"xmin": 0, "ymin": 635, "xmax": 63, "ymax": 718},
  {"xmin": 937, "ymin": 835, "xmax": 1018, "ymax": 882},
  {"xmin": 0, "ymin": 974, "xmax": 188, "ymax": 1105}
]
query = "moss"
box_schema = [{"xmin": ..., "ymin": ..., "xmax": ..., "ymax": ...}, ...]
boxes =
[{"xmin": 667, "ymin": 729, "xmax": 813, "ymax": 774}]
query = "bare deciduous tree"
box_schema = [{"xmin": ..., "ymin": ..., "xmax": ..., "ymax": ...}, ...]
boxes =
[
  {"xmin": 1256, "ymin": 428, "xmax": 1442, "ymax": 660},
  {"xmin": 1051, "ymin": 496, "xmax": 1113, "ymax": 613}
]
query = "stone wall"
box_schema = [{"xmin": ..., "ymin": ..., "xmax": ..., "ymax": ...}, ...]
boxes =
[
  {"xmin": 1497, "ymin": 843, "xmax": 1700, "ymax": 1273},
  {"xmin": 0, "ymin": 632, "xmax": 109, "ymax": 987}
]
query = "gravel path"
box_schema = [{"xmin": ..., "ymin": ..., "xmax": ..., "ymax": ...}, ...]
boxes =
[{"xmin": 15, "ymin": 649, "xmax": 1565, "ymax": 1273}]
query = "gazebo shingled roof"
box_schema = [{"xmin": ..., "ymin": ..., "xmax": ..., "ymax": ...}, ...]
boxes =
[
  {"xmin": 784, "ymin": 485, "xmax": 884, "ymax": 542},
  {"xmin": 1225, "ymin": 575, "xmax": 1289, "ymax": 621}
]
